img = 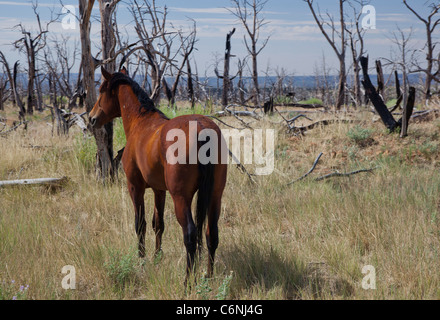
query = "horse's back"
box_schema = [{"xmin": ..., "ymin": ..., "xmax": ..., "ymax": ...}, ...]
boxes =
[{"xmin": 160, "ymin": 114, "xmax": 225, "ymax": 161}]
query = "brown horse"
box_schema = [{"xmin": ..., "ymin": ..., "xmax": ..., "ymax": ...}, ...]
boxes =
[{"xmin": 89, "ymin": 67, "xmax": 227, "ymax": 284}]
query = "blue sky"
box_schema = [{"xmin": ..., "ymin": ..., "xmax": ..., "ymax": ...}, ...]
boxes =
[{"xmin": 0, "ymin": 0, "xmax": 435, "ymax": 76}]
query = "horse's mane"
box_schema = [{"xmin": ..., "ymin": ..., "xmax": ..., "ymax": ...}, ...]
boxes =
[{"xmin": 108, "ymin": 72, "xmax": 169, "ymax": 120}]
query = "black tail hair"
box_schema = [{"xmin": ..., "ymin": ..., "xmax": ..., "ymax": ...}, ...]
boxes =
[{"xmin": 196, "ymin": 158, "xmax": 215, "ymax": 250}]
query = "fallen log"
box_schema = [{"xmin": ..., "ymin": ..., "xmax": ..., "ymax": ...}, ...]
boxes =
[
  {"xmin": 0, "ymin": 121, "xmax": 28, "ymax": 137},
  {"xmin": 68, "ymin": 112, "xmax": 88, "ymax": 133},
  {"xmin": 0, "ymin": 177, "xmax": 68, "ymax": 187},
  {"xmin": 214, "ymin": 110, "xmax": 261, "ymax": 120},
  {"xmin": 275, "ymin": 103, "xmax": 326, "ymax": 109},
  {"xmin": 290, "ymin": 119, "xmax": 358, "ymax": 135},
  {"xmin": 315, "ymin": 167, "xmax": 377, "ymax": 181},
  {"xmin": 411, "ymin": 109, "xmax": 440, "ymax": 121},
  {"xmin": 287, "ymin": 152, "xmax": 323, "ymax": 185}
]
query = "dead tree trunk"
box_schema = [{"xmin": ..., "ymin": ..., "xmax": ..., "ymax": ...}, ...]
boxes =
[
  {"xmin": 403, "ymin": 0, "xmax": 440, "ymax": 102},
  {"xmin": 376, "ymin": 60, "xmax": 386, "ymax": 102},
  {"xmin": 361, "ymin": 56, "xmax": 399, "ymax": 132},
  {"xmin": 12, "ymin": 62, "xmax": 26, "ymax": 121},
  {"xmin": 400, "ymin": 87, "xmax": 416, "ymax": 138},
  {"xmin": 222, "ymin": 28, "xmax": 236, "ymax": 110},
  {"xmin": 361, "ymin": 56, "xmax": 416, "ymax": 136},
  {"xmin": 79, "ymin": 0, "xmax": 116, "ymax": 182},
  {"xmin": 187, "ymin": 59, "xmax": 195, "ymax": 109},
  {"xmin": 96, "ymin": 0, "xmax": 120, "ymax": 180},
  {"xmin": 305, "ymin": 0, "xmax": 347, "ymax": 110},
  {"xmin": 229, "ymin": 0, "xmax": 270, "ymax": 109}
]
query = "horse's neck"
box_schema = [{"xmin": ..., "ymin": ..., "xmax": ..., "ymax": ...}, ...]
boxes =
[{"xmin": 118, "ymin": 88, "xmax": 165, "ymax": 138}]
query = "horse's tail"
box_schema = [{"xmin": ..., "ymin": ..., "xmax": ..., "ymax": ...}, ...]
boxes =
[{"xmin": 196, "ymin": 156, "xmax": 215, "ymax": 251}]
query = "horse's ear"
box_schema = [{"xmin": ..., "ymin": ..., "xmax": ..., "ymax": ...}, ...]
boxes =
[
  {"xmin": 101, "ymin": 66, "xmax": 112, "ymax": 81},
  {"xmin": 120, "ymin": 66, "xmax": 128, "ymax": 75}
]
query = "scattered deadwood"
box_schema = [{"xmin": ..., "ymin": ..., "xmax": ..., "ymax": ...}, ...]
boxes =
[
  {"xmin": 68, "ymin": 111, "xmax": 88, "ymax": 134},
  {"xmin": 275, "ymin": 106, "xmax": 357, "ymax": 135},
  {"xmin": 411, "ymin": 109, "xmax": 440, "ymax": 121},
  {"xmin": 0, "ymin": 121, "xmax": 6, "ymax": 133},
  {"xmin": 215, "ymin": 104, "xmax": 262, "ymax": 119},
  {"xmin": 207, "ymin": 115, "xmax": 247, "ymax": 130},
  {"xmin": 275, "ymin": 103, "xmax": 327, "ymax": 110},
  {"xmin": 0, "ymin": 177, "xmax": 68, "ymax": 187},
  {"xmin": 315, "ymin": 167, "xmax": 377, "ymax": 181},
  {"xmin": 290, "ymin": 119, "xmax": 357, "ymax": 136},
  {"xmin": 214, "ymin": 110, "xmax": 260, "ymax": 119},
  {"xmin": 287, "ymin": 152, "xmax": 323, "ymax": 185},
  {"xmin": 44, "ymin": 106, "xmax": 88, "ymax": 135},
  {"xmin": 0, "ymin": 121, "xmax": 28, "ymax": 137},
  {"xmin": 228, "ymin": 149, "xmax": 256, "ymax": 184},
  {"xmin": 213, "ymin": 105, "xmax": 261, "ymax": 129},
  {"xmin": 288, "ymin": 152, "xmax": 377, "ymax": 185}
]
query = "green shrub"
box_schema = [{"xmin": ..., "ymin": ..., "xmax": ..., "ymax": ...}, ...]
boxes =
[
  {"xmin": 104, "ymin": 248, "xmax": 139, "ymax": 289},
  {"xmin": 298, "ymin": 98, "xmax": 323, "ymax": 105},
  {"xmin": 418, "ymin": 139, "xmax": 439, "ymax": 158},
  {"xmin": 347, "ymin": 126, "xmax": 374, "ymax": 144}
]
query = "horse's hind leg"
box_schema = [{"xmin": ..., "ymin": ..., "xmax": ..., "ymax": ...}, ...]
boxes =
[
  {"xmin": 128, "ymin": 181, "xmax": 147, "ymax": 258},
  {"xmin": 206, "ymin": 195, "xmax": 222, "ymax": 278},
  {"xmin": 172, "ymin": 195, "xmax": 197, "ymax": 285},
  {"xmin": 152, "ymin": 189, "xmax": 166, "ymax": 255}
]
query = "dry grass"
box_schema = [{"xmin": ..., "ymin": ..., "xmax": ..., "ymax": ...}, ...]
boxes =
[{"xmin": 1, "ymin": 103, "xmax": 440, "ymax": 300}]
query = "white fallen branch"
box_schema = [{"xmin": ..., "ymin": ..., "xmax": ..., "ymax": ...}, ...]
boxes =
[
  {"xmin": 0, "ymin": 177, "xmax": 68, "ymax": 187},
  {"xmin": 68, "ymin": 112, "xmax": 88, "ymax": 134}
]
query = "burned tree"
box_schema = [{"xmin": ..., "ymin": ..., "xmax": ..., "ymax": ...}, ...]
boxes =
[
  {"xmin": 128, "ymin": 0, "xmax": 198, "ymax": 107},
  {"xmin": 403, "ymin": 0, "xmax": 440, "ymax": 102},
  {"xmin": 78, "ymin": 0, "xmax": 120, "ymax": 181},
  {"xmin": 229, "ymin": 0, "xmax": 270, "ymax": 108},
  {"xmin": 129, "ymin": 0, "xmax": 175, "ymax": 103},
  {"xmin": 78, "ymin": 0, "xmax": 97, "ymax": 113},
  {"xmin": 0, "ymin": 52, "xmax": 26, "ymax": 120},
  {"xmin": 0, "ymin": 51, "xmax": 16, "ymax": 108},
  {"xmin": 304, "ymin": 0, "xmax": 347, "ymax": 109},
  {"xmin": 13, "ymin": 2, "xmax": 54, "ymax": 114},
  {"xmin": 361, "ymin": 56, "xmax": 415, "ymax": 136},
  {"xmin": 382, "ymin": 26, "xmax": 414, "ymax": 111},
  {"xmin": 215, "ymin": 28, "xmax": 236, "ymax": 110},
  {"xmin": 43, "ymin": 36, "xmax": 79, "ymax": 110},
  {"xmin": 166, "ymin": 22, "xmax": 197, "ymax": 109},
  {"xmin": 345, "ymin": 0, "xmax": 366, "ymax": 108}
]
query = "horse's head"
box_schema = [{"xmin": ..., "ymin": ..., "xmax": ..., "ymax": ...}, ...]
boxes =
[{"xmin": 89, "ymin": 66, "xmax": 127, "ymax": 128}]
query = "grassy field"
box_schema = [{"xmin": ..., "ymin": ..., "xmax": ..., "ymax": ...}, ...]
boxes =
[{"xmin": 1, "ymin": 102, "xmax": 440, "ymax": 300}]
